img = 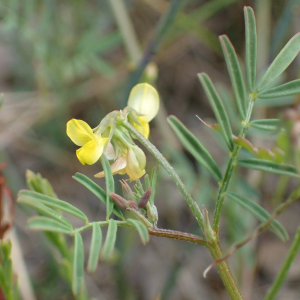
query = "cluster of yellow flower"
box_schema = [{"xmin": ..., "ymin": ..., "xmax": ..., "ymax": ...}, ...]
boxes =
[{"xmin": 66, "ymin": 83, "xmax": 159, "ymax": 181}]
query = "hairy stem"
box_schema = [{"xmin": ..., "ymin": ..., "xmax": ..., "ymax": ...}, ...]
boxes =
[
  {"xmin": 213, "ymin": 95, "xmax": 255, "ymax": 232},
  {"xmin": 208, "ymin": 241, "xmax": 243, "ymax": 300},
  {"xmin": 122, "ymin": 121, "xmax": 205, "ymax": 231}
]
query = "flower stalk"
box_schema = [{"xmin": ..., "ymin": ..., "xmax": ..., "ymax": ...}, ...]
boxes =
[{"xmin": 122, "ymin": 121, "xmax": 205, "ymax": 231}]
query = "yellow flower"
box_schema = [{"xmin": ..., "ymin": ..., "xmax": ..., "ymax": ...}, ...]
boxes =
[
  {"xmin": 95, "ymin": 145, "xmax": 146, "ymax": 181},
  {"xmin": 127, "ymin": 83, "xmax": 159, "ymax": 139},
  {"xmin": 66, "ymin": 119, "xmax": 108, "ymax": 165}
]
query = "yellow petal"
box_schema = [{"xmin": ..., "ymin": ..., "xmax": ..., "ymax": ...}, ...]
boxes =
[
  {"xmin": 133, "ymin": 117, "xmax": 150, "ymax": 139},
  {"xmin": 127, "ymin": 83, "xmax": 159, "ymax": 122},
  {"xmin": 126, "ymin": 146, "xmax": 146, "ymax": 181},
  {"xmin": 76, "ymin": 140, "xmax": 104, "ymax": 165},
  {"xmin": 67, "ymin": 119, "xmax": 95, "ymax": 146},
  {"xmin": 94, "ymin": 156, "xmax": 127, "ymax": 178},
  {"xmin": 104, "ymin": 142, "xmax": 116, "ymax": 160}
]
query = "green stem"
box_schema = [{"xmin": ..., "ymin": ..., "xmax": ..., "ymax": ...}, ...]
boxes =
[
  {"xmin": 207, "ymin": 241, "xmax": 243, "ymax": 300},
  {"xmin": 122, "ymin": 121, "xmax": 205, "ymax": 232},
  {"xmin": 264, "ymin": 225, "xmax": 300, "ymax": 300},
  {"xmin": 213, "ymin": 96, "xmax": 255, "ymax": 232}
]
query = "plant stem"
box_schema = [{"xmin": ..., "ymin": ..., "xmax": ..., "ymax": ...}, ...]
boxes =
[
  {"xmin": 213, "ymin": 96, "xmax": 255, "ymax": 232},
  {"xmin": 208, "ymin": 241, "xmax": 243, "ymax": 300},
  {"xmin": 122, "ymin": 121, "xmax": 205, "ymax": 231},
  {"xmin": 264, "ymin": 211, "xmax": 300, "ymax": 299},
  {"xmin": 148, "ymin": 228, "xmax": 207, "ymax": 246}
]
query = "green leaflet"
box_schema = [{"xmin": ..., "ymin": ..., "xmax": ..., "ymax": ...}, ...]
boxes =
[
  {"xmin": 244, "ymin": 6, "xmax": 257, "ymax": 93},
  {"xmin": 168, "ymin": 115, "xmax": 222, "ymax": 182},
  {"xmin": 238, "ymin": 158, "xmax": 299, "ymax": 178},
  {"xmin": 258, "ymin": 33, "xmax": 300, "ymax": 91},
  {"xmin": 258, "ymin": 79, "xmax": 300, "ymax": 99},
  {"xmin": 127, "ymin": 218, "xmax": 149, "ymax": 245},
  {"xmin": 73, "ymin": 173, "xmax": 124, "ymax": 219},
  {"xmin": 27, "ymin": 216, "xmax": 73, "ymax": 234},
  {"xmin": 226, "ymin": 192, "xmax": 288, "ymax": 241},
  {"xmin": 18, "ymin": 190, "xmax": 88, "ymax": 222},
  {"xmin": 102, "ymin": 219, "xmax": 117, "ymax": 261},
  {"xmin": 72, "ymin": 232, "xmax": 84, "ymax": 296},
  {"xmin": 87, "ymin": 223, "xmax": 102, "ymax": 274},
  {"xmin": 100, "ymin": 155, "xmax": 115, "ymax": 219},
  {"xmin": 250, "ymin": 119, "xmax": 280, "ymax": 131},
  {"xmin": 198, "ymin": 73, "xmax": 234, "ymax": 151},
  {"xmin": 219, "ymin": 35, "xmax": 246, "ymax": 119},
  {"xmin": 18, "ymin": 197, "xmax": 73, "ymax": 229}
]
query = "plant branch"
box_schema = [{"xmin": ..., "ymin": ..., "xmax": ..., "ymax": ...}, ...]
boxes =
[
  {"xmin": 213, "ymin": 95, "xmax": 256, "ymax": 232},
  {"xmin": 148, "ymin": 228, "xmax": 207, "ymax": 246},
  {"xmin": 207, "ymin": 186, "xmax": 300, "ymax": 274},
  {"xmin": 122, "ymin": 121, "xmax": 205, "ymax": 232}
]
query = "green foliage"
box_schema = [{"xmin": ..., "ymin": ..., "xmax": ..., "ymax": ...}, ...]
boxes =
[
  {"xmin": 73, "ymin": 172, "xmax": 124, "ymax": 219},
  {"xmin": 28, "ymin": 216, "xmax": 73, "ymax": 234},
  {"xmin": 244, "ymin": 6, "xmax": 257, "ymax": 93},
  {"xmin": 100, "ymin": 155, "xmax": 115, "ymax": 219},
  {"xmin": 258, "ymin": 33, "xmax": 300, "ymax": 91},
  {"xmin": 127, "ymin": 219, "xmax": 149, "ymax": 245},
  {"xmin": 250, "ymin": 119, "xmax": 280, "ymax": 131},
  {"xmin": 168, "ymin": 115, "xmax": 222, "ymax": 182},
  {"xmin": 219, "ymin": 34, "xmax": 247, "ymax": 118},
  {"xmin": 18, "ymin": 190, "xmax": 88, "ymax": 222},
  {"xmin": 238, "ymin": 158, "xmax": 299, "ymax": 178},
  {"xmin": 226, "ymin": 192, "xmax": 288, "ymax": 241},
  {"xmin": 102, "ymin": 219, "xmax": 118, "ymax": 261},
  {"xmin": 87, "ymin": 223, "xmax": 102, "ymax": 274},
  {"xmin": 0, "ymin": 241, "xmax": 20, "ymax": 300},
  {"xmin": 198, "ymin": 73, "xmax": 234, "ymax": 151},
  {"xmin": 73, "ymin": 232, "xmax": 84, "ymax": 296},
  {"xmin": 258, "ymin": 79, "xmax": 300, "ymax": 99}
]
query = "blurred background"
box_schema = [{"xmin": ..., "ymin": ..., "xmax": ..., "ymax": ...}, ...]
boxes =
[{"xmin": 1, "ymin": 0, "xmax": 300, "ymax": 299}]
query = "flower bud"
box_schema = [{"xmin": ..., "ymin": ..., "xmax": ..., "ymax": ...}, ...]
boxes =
[
  {"xmin": 109, "ymin": 192, "xmax": 129, "ymax": 210},
  {"xmin": 120, "ymin": 179, "xmax": 136, "ymax": 201},
  {"xmin": 138, "ymin": 188, "xmax": 151, "ymax": 208},
  {"xmin": 128, "ymin": 201, "xmax": 139, "ymax": 211}
]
